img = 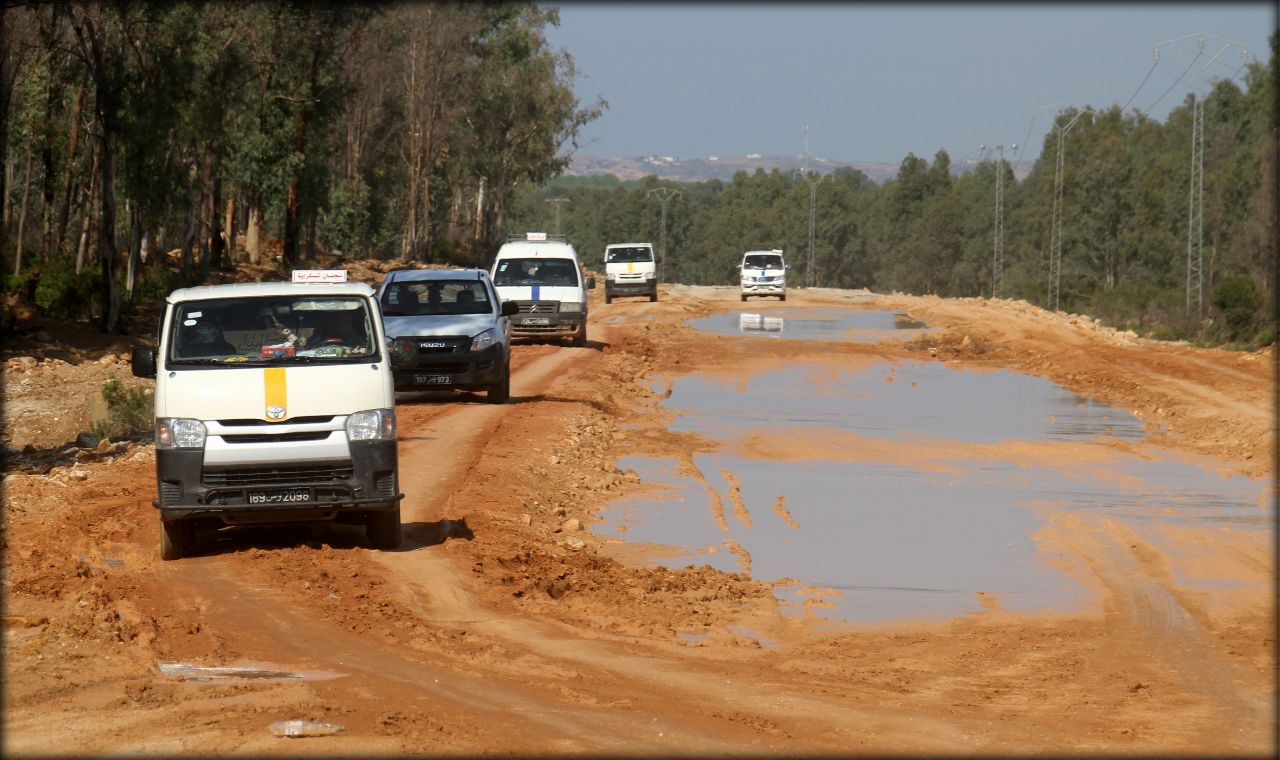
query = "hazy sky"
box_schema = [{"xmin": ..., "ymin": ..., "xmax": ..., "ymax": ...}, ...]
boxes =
[{"xmin": 544, "ymin": 3, "xmax": 1276, "ymax": 165}]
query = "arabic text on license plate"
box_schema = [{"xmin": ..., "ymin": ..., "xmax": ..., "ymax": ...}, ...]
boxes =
[
  {"xmin": 248, "ymin": 488, "xmax": 311, "ymax": 505},
  {"xmin": 522, "ymin": 317, "xmax": 551, "ymax": 325},
  {"xmin": 414, "ymin": 374, "xmax": 452, "ymax": 384}
]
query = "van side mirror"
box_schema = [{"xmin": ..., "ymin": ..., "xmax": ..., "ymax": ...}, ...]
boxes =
[
  {"xmin": 500, "ymin": 300, "xmax": 519, "ymax": 317},
  {"xmin": 587, "ymin": 276, "xmax": 596, "ymax": 290},
  {"xmin": 131, "ymin": 346, "xmax": 156, "ymax": 378}
]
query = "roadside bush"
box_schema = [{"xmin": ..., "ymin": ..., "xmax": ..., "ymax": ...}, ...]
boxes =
[
  {"xmin": 34, "ymin": 257, "xmax": 102, "ymax": 319},
  {"xmin": 1211, "ymin": 273, "xmax": 1265, "ymax": 343},
  {"xmin": 90, "ymin": 379, "xmax": 153, "ymax": 441}
]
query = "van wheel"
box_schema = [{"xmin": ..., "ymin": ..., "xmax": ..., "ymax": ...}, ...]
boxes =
[
  {"xmin": 740, "ymin": 294, "xmax": 747, "ymax": 302},
  {"xmin": 572, "ymin": 325, "xmax": 587, "ymax": 347},
  {"xmin": 160, "ymin": 519, "xmax": 194, "ymax": 561},
  {"xmin": 487, "ymin": 361, "xmax": 510, "ymax": 404},
  {"xmin": 779, "ymin": 293, "xmax": 786, "ymax": 301},
  {"xmin": 604, "ymin": 293, "xmax": 612, "ymax": 304},
  {"xmin": 649, "ymin": 292, "xmax": 658, "ymax": 302},
  {"xmin": 367, "ymin": 505, "xmax": 401, "ymax": 550}
]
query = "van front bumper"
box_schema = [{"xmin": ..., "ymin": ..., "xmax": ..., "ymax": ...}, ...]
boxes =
[
  {"xmin": 154, "ymin": 441, "xmax": 401, "ymax": 522},
  {"xmin": 510, "ymin": 312, "xmax": 585, "ymax": 338},
  {"xmin": 606, "ymin": 280, "xmax": 656, "ymax": 297}
]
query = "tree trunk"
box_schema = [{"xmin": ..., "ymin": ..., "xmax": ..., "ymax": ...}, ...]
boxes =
[
  {"xmin": 224, "ymin": 195, "xmax": 237, "ymax": 262},
  {"xmin": 209, "ymin": 161, "xmax": 224, "ymax": 271},
  {"xmin": 40, "ymin": 53, "xmax": 57, "ymax": 257},
  {"xmin": 75, "ymin": 141, "xmax": 99, "ymax": 275},
  {"xmin": 246, "ymin": 197, "xmax": 261, "ymax": 264},
  {"xmin": 472, "ymin": 176, "xmax": 485, "ymax": 267},
  {"xmin": 180, "ymin": 201, "xmax": 195, "ymax": 283},
  {"xmin": 55, "ymin": 80, "xmax": 87, "ymax": 254},
  {"xmin": 126, "ymin": 199, "xmax": 141, "ymax": 298},
  {"xmin": 98, "ymin": 131, "xmax": 121, "ymax": 334},
  {"xmin": 13, "ymin": 139, "xmax": 33, "ymax": 277}
]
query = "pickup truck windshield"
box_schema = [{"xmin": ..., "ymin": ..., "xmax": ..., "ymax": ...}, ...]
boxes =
[
  {"xmin": 743, "ymin": 255, "xmax": 784, "ymax": 269},
  {"xmin": 493, "ymin": 258, "xmax": 580, "ymax": 287},
  {"xmin": 168, "ymin": 295, "xmax": 378, "ymax": 365},
  {"xmin": 381, "ymin": 279, "xmax": 492, "ymax": 316},
  {"xmin": 606, "ymin": 247, "xmax": 653, "ymax": 263}
]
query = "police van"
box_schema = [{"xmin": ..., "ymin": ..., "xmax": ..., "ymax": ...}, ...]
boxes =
[
  {"xmin": 491, "ymin": 232, "xmax": 595, "ymax": 346},
  {"xmin": 131, "ymin": 270, "xmax": 402, "ymax": 560}
]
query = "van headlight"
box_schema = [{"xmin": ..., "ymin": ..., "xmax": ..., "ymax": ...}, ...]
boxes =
[
  {"xmin": 471, "ymin": 328, "xmax": 496, "ymax": 352},
  {"xmin": 560, "ymin": 302, "xmax": 583, "ymax": 313},
  {"xmin": 644, "ymin": 271, "xmax": 656, "ymax": 280},
  {"xmin": 157, "ymin": 418, "xmax": 206, "ymax": 449},
  {"xmin": 605, "ymin": 272, "xmax": 617, "ymax": 281},
  {"xmin": 346, "ymin": 409, "xmax": 396, "ymax": 441}
]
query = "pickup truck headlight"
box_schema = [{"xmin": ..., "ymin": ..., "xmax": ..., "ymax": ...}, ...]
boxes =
[
  {"xmin": 559, "ymin": 302, "xmax": 583, "ymax": 313},
  {"xmin": 471, "ymin": 328, "xmax": 496, "ymax": 352},
  {"xmin": 157, "ymin": 418, "xmax": 206, "ymax": 449},
  {"xmin": 346, "ymin": 409, "xmax": 396, "ymax": 441}
]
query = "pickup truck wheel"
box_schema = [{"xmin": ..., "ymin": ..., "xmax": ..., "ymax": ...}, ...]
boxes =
[
  {"xmin": 487, "ymin": 362, "xmax": 510, "ymax": 404},
  {"xmin": 160, "ymin": 519, "xmax": 194, "ymax": 561},
  {"xmin": 367, "ymin": 505, "xmax": 401, "ymax": 550}
]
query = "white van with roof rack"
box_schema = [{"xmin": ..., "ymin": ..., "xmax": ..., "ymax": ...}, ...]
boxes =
[
  {"xmin": 490, "ymin": 232, "xmax": 596, "ymax": 347},
  {"xmin": 131, "ymin": 270, "xmax": 402, "ymax": 560}
]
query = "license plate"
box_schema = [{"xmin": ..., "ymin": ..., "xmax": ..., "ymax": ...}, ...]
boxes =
[
  {"xmin": 248, "ymin": 488, "xmax": 311, "ymax": 504},
  {"xmin": 414, "ymin": 374, "xmax": 452, "ymax": 384},
  {"xmin": 521, "ymin": 317, "xmax": 551, "ymax": 325}
]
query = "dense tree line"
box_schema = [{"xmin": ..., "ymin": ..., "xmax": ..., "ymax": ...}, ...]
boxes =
[
  {"xmin": 0, "ymin": 1, "xmax": 602, "ymax": 333},
  {"xmin": 508, "ymin": 34, "xmax": 1277, "ymax": 346}
]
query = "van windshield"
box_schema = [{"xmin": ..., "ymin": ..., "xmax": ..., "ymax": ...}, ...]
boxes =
[
  {"xmin": 743, "ymin": 254, "xmax": 784, "ymax": 269},
  {"xmin": 381, "ymin": 279, "xmax": 492, "ymax": 316},
  {"xmin": 168, "ymin": 295, "xmax": 379, "ymax": 366},
  {"xmin": 493, "ymin": 258, "xmax": 580, "ymax": 287},
  {"xmin": 606, "ymin": 247, "xmax": 653, "ymax": 263}
]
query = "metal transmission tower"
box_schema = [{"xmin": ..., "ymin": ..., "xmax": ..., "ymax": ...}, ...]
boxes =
[
  {"xmin": 794, "ymin": 168, "xmax": 830, "ymax": 288},
  {"xmin": 544, "ymin": 198, "xmax": 570, "ymax": 236},
  {"xmin": 1044, "ymin": 107, "xmax": 1094, "ymax": 312},
  {"xmin": 980, "ymin": 144, "xmax": 1015, "ymax": 298},
  {"xmin": 1153, "ymin": 34, "xmax": 1250, "ymax": 323},
  {"xmin": 646, "ymin": 187, "xmax": 681, "ymax": 283}
]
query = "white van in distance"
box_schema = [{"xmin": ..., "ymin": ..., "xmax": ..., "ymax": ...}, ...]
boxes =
[
  {"xmin": 739, "ymin": 249, "xmax": 787, "ymax": 301},
  {"xmin": 603, "ymin": 242, "xmax": 657, "ymax": 303},
  {"xmin": 131, "ymin": 270, "xmax": 402, "ymax": 560},
  {"xmin": 491, "ymin": 232, "xmax": 595, "ymax": 346}
]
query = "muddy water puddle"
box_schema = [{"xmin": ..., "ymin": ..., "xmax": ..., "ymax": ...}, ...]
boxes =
[
  {"xmin": 687, "ymin": 308, "xmax": 931, "ymax": 341},
  {"xmin": 604, "ymin": 360, "xmax": 1269, "ymax": 624}
]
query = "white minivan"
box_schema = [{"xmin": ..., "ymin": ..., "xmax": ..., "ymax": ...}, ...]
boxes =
[
  {"xmin": 491, "ymin": 232, "xmax": 595, "ymax": 347},
  {"xmin": 739, "ymin": 249, "xmax": 787, "ymax": 301},
  {"xmin": 603, "ymin": 242, "xmax": 657, "ymax": 303},
  {"xmin": 131, "ymin": 270, "xmax": 402, "ymax": 560}
]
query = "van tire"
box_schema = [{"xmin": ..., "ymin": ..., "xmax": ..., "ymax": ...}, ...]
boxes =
[
  {"xmin": 740, "ymin": 294, "xmax": 747, "ymax": 302},
  {"xmin": 649, "ymin": 292, "xmax": 658, "ymax": 302},
  {"xmin": 780, "ymin": 293, "xmax": 786, "ymax": 301},
  {"xmin": 604, "ymin": 293, "xmax": 612, "ymax": 304},
  {"xmin": 160, "ymin": 519, "xmax": 194, "ymax": 561},
  {"xmin": 572, "ymin": 324, "xmax": 587, "ymax": 347},
  {"xmin": 487, "ymin": 361, "xmax": 510, "ymax": 404},
  {"xmin": 367, "ymin": 505, "xmax": 401, "ymax": 550}
]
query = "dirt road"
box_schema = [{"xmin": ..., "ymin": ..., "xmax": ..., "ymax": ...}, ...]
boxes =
[{"xmin": 3, "ymin": 285, "xmax": 1274, "ymax": 755}]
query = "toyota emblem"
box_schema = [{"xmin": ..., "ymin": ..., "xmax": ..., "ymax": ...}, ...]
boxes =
[{"xmin": 266, "ymin": 405, "xmax": 287, "ymax": 420}]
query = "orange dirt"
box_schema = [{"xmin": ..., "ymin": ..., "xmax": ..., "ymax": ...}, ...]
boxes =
[{"xmin": 2, "ymin": 282, "xmax": 1274, "ymax": 755}]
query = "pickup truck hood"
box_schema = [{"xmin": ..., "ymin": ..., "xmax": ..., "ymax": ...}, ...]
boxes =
[
  {"xmin": 383, "ymin": 313, "xmax": 494, "ymax": 339},
  {"xmin": 159, "ymin": 362, "xmax": 392, "ymax": 422}
]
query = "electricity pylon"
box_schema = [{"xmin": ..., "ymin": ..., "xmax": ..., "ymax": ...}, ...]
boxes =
[
  {"xmin": 980, "ymin": 143, "xmax": 1015, "ymax": 298},
  {"xmin": 1046, "ymin": 107, "xmax": 1094, "ymax": 312},
  {"xmin": 646, "ymin": 187, "xmax": 681, "ymax": 283},
  {"xmin": 544, "ymin": 198, "xmax": 569, "ymax": 236},
  {"xmin": 794, "ymin": 168, "xmax": 829, "ymax": 288}
]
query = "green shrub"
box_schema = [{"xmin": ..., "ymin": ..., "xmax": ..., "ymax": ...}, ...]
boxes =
[
  {"xmin": 90, "ymin": 379, "xmax": 153, "ymax": 441},
  {"xmin": 34, "ymin": 257, "xmax": 102, "ymax": 319},
  {"xmin": 1211, "ymin": 273, "xmax": 1264, "ymax": 342}
]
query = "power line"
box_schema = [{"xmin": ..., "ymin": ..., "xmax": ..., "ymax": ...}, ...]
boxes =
[
  {"xmin": 1141, "ymin": 48, "xmax": 1202, "ymax": 114},
  {"xmin": 1120, "ymin": 53, "xmax": 1160, "ymax": 112}
]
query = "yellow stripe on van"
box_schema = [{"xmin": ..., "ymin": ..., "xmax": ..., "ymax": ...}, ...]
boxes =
[
  {"xmin": 263, "ymin": 367, "xmax": 288, "ymax": 422},
  {"xmin": 627, "ymin": 262, "xmax": 634, "ymax": 273}
]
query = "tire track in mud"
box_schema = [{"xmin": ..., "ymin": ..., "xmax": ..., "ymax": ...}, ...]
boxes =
[{"xmin": 1051, "ymin": 513, "xmax": 1271, "ymax": 749}]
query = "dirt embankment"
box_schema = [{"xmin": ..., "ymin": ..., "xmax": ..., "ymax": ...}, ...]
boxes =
[{"xmin": 2, "ymin": 284, "xmax": 1274, "ymax": 755}]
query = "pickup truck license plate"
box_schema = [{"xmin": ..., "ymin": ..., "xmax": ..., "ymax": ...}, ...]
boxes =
[
  {"xmin": 248, "ymin": 488, "xmax": 311, "ymax": 504},
  {"xmin": 521, "ymin": 317, "xmax": 551, "ymax": 325},
  {"xmin": 414, "ymin": 374, "xmax": 452, "ymax": 385}
]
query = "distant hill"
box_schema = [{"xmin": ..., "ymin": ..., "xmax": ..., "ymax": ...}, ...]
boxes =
[{"xmin": 564, "ymin": 154, "xmax": 1031, "ymax": 185}]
